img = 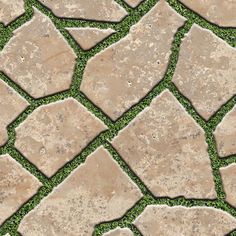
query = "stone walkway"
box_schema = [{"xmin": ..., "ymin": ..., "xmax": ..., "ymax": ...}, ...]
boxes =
[{"xmin": 0, "ymin": 0, "xmax": 235, "ymax": 235}]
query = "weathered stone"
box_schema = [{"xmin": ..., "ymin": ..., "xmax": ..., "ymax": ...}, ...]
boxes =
[
  {"xmin": 103, "ymin": 227, "xmax": 133, "ymax": 236},
  {"xmin": 179, "ymin": 0, "xmax": 236, "ymax": 27},
  {"xmin": 0, "ymin": 0, "xmax": 25, "ymax": 25},
  {"xmin": 134, "ymin": 205, "xmax": 236, "ymax": 236},
  {"xmin": 124, "ymin": 0, "xmax": 144, "ymax": 8},
  {"xmin": 214, "ymin": 105, "xmax": 236, "ymax": 157},
  {"xmin": 173, "ymin": 24, "xmax": 236, "ymax": 120},
  {"xmin": 220, "ymin": 164, "xmax": 236, "ymax": 208},
  {"xmin": 18, "ymin": 147, "xmax": 142, "ymax": 236},
  {"xmin": 0, "ymin": 8, "xmax": 76, "ymax": 98},
  {"xmin": 15, "ymin": 98, "xmax": 107, "ymax": 177},
  {"xmin": 112, "ymin": 90, "xmax": 216, "ymax": 199},
  {"xmin": 0, "ymin": 80, "xmax": 29, "ymax": 147},
  {"xmin": 81, "ymin": 0, "xmax": 186, "ymax": 120},
  {"xmin": 66, "ymin": 27, "xmax": 115, "ymax": 51},
  {"xmin": 0, "ymin": 154, "xmax": 41, "ymax": 225},
  {"xmin": 38, "ymin": 0, "xmax": 127, "ymax": 22}
]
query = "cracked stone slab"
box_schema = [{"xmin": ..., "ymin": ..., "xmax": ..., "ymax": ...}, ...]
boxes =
[
  {"xmin": 0, "ymin": 154, "xmax": 42, "ymax": 225},
  {"xmin": 134, "ymin": 205, "xmax": 236, "ymax": 236},
  {"xmin": 0, "ymin": 8, "xmax": 76, "ymax": 98},
  {"xmin": 220, "ymin": 164, "xmax": 236, "ymax": 208},
  {"xmin": 173, "ymin": 24, "xmax": 236, "ymax": 120},
  {"xmin": 0, "ymin": 79, "xmax": 29, "ymax": 147},
  {"xmin": 179, "ymin": 0, "xmax": 236, "ymax": 27},
  {"xmin": 38, "ymin": 0, "xmax": 127, "ymax": 22},
  {"xmin": 103, "ymin": 227, "xmax": 134, "ymax": 236},
  {"xmin": 123, "ymin": 0, "xmax": 144, "ymax": 8},
  {"xmin": 15, "ymin": 98, "xmax": 107, "ymax": 177},
  {"xmin": 81, "ymin": 0, "xmax": 186, "ymax": 120},
  {"xmin": 66, "ymin": 27, "xmax": 115, "ymax": 51},
  {"xmin": 112, "ymin": 90, "xmax": 216, "ymax": 199},
  {"xmin": 0, "ymin": 0, "xmax": 25, "ymax": 25},
  {"xmin": 18, "ymin": 147, "xmax": 142, "ymax": 236},
  {"xmin": 214, "ymin": 105, "xmax": 236, "ymax": 157}
]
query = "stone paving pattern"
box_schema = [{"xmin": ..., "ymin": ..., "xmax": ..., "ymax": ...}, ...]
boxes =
[{"xmin": 0, "ymin": 0, "xmax": 236, "ymax": 235}]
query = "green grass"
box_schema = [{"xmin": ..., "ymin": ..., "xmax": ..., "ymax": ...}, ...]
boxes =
[{"xmin": 0, "ymin": 0, "xmax": 235, "ymax": 235}]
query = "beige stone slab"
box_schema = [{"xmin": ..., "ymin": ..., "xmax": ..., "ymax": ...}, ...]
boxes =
[
  {"xmin": 179, "ymin": 0, "xmax": 236, "ymax": 27},
  {"xmin": 0, "ymin": 8, "xmax": 76, "ymax": 99},
  {"xmin": 0, "ymin": 80, "xmax": 29, "ymax": 147},
  {"xmin": 220, "ymin": 164, "xmax": 236, "ymax": 208},
  {"xmin": 103, "ymin": 227, "xmax": 133, "ymax": 236},
  {"xmin": 38, "ymin": 0, "xmax": 127, "ymax": 22},
  {"xmin": 134, "ymin": 205, "xmax": 236, "ymax": 236},
  {"xmin": 0, "ymin": 154, "xmax": 41, "ymax": 225},
  {"xmin": 0, "ymin": 0, "xmax": 25, "ymax": 25},
  {"xmin": 173, "ymin": 24, "xmax": 236, "ymax": 120},
  {"xmin": 112, "ymin": 89, "xmax": 216, "ymax": 199},
  {"xmin": 66, "ymin": 27, "xmax": 115, "ymax": 51},
  {"xmin": 214, "ymin": 105, "xmax": 236, "ymax": 157},
  {"xmin": 123, "ymin": 0, "xmax": 144, "ymax": 8},
  {"xmin": 18, "ymin": 147, "xmax": 142, "ymax": 236},
  {"xmin": 15, "ymin": 98, "xmax": 107, "ymax": 177},
  {"xmin": 81, "ymin": 0, "xmax": 186, "ymax": 120}
]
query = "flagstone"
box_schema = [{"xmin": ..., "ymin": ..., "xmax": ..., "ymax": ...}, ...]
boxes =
[
  {"xmin": 124, "ymin": 0, "xmax": 144, "ymax": 8},
  {"xmin": 103, "ymin": 228, "xmax": 133, "ymax": 236}
]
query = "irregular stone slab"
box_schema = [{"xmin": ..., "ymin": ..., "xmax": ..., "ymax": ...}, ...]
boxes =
[
  {"xmin": 66, "ymin": 27, "xmax": 115, "ymax": 50},
  {"xmin": 15, "ymin": 98, "xmax": 107, "ymax": 177},
  {"xmin": 112, "ymin": 90, "xmax": 216, "ymax": 199},
  {"xmin": 81, "ymin": 0, "xmax": 186, "ymax": 120},
  {"xmin": 220, "ymin": 164, "xmax": 236, "ymax": 208},
  {"xmin": 179, "ymin": 0, "xmax": 236, "ymax": 27},
  {"xmin": 18, "ymin": 147, "xmax": 142, "ymax": 236},
  {"xmin": 0, "ymin": 154, "xmax": 41, "ymax": 225},
  {"xmin": 0, "ymin": 80, "xmax": 29, "ymax": 147},
  {"xmin": 0, "ymin": 0, "xmax": 25, "ymax": 25},
  {"xmin": 103, "ymin": 227, "xmax": 133, "ymax": 236},
  {"xmin": 123, "ymin": 0, "xmax": 144, "ymax": 8},
  {"xmin": 214, "ymin": 105, "xmax": 236, "ymax": 157},
  {"xmin": 134, "ymin": 205, "xmax": 236, "ymax": 236},
  {"xmin": 38, "ymin": 0, "xmax": 127, "ymax": 22},
  {"xmin": 173, "ymin": 24, "xmax": 236, "ymax": 120},
  {"xmin": 0, "ymin": 8, "xmax": 76, "ymax": 98}
]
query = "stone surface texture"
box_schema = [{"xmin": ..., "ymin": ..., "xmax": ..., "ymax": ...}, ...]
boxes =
[
  {"xmin": 18, "ymin": 147, "xmax": 142, "ymax": 236},
  {"xmin": 103, "ymin": 228, "xmax": 133, "ymax": 236},
  {"xmin": 81, "ymin": 0, "xmax": 186, "ymax": 120},
  {"xmin": 38, "ymin": 0, "xmax": 127, "ymax": 22},
  {"xmin": 0, "ymin": 8, "xmax": 76, "ymax": 98},
  {"xmin": 15, "ymin": 98, "xmax": 107, "ymax": 177},
  {"xmin": 66, "ymin": 27, "xmax": 115, "ymax": 50},
  {"xmin": 124, "ymin": 0, "xmax": 144, "ymax": 8},
  {"xmin": 173, "ymin": 24, "xmax": 236, "ymax": 120},
  {"xmin": 112, "ymin": 90, "xmax": 216, "ymax": 199},
  {"xmin": 0, "ymin": 80, "xmax": 29, "ymax": 147},
  {"xmin": 134, "ymin": 205, "xmax": 236, "ymax": 236},
  {"xmin": 0, "ymin": 154, "xmax": 41, "ymax": 225}
]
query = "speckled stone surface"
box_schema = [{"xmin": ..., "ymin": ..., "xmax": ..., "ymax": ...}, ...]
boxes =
[
  {"xmin": 112, "ymin": 90, "xmax": 216, "ymax": 199},
  {"xmin": 134, "ymin": 205, "xmax": 236, "ymax": 236},
  {"xmin": 103, "ymin": 227, "xmax": 134, "ymax": 236},
  {"xmin": 124, "ymin": 0, "xmax": 144, "ymax": 8},
  {"xmin": 81, "ymin": 0, "xmax": 186, "ymax": 120},
  {"xmin": 0, "ymin": 8, "xmax": 76, "ymax": 98},
  {"xmin": 15, "ymin": 98, "xmax": 107, "ymax": 177},
  {"xmin": 66, "ymin": 27, "xmax": 115, "ymax": 51},
  {"xmin": 220, "ymin": 164, "xmax": 236, "ymax": 208},
  {"xmin": 18, "ymin": 147, "xmax": 142, "ymax": 236},
  {"xmin": 173, "ymin": 24, "xmax": 236, "ymax": 120},
  {"xmin": 38, "ymin": 0, "xmax": 127, "ymax": 22},
  {"xmin": 0, "ymin": 154, "xmax": 41, "ymax": 225}
]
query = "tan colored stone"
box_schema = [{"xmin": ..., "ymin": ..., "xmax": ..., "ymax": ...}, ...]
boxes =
[
  {"xmin": 134, "ymin": 205, "xmax": 236, "ymax": 236},
  {"xmin": 0, "ymin": 80, "xmax": 29, "ymax": 147},
  {"xmin": 124, "ymin": 0, "xmax": 144, "ymax": 8},
  {"xmin": 0, "ymin": 0, "xmax": 25, "ymax": 25},
  {"xmin": 18, "ymin": 147, "xmax": 142, "ymax": 236},
  {"xmin": 38, "ymin": 0, "xmax": 127, "ymax": 22},
  {"xmin": 173, "ymin": 24, "xmax": 236, "ymax": 120},
  {"xmin": 81, "ymin": 0, "xmax": 186, "ymax": 120},
  {"xmin": 103, "ymin": 227, "xmax": 133, "ymax": 236},
  {"xmin": 179, "ymin": 0, "xmax": 236, "ymax": 27},
  {"xmin": 0, "ymin": 154, "xmax": 41, "ymax": 225},
  {"xmin": 112, "ymin": 90, "xmax": 216, "ymax": 199},
  {"xmin": 220, "ymin": 164, "xmax": 236, "ymax": 208},
  {"xmin": 214, "ymin": 105, "xmax": 236, "ymax": 157},
  {"xmin": 66, "ymin": 27, "xmax": 115, "ymax": 51},
  {"xmin": 0, "ymin": 8, "xmax": 76, "ymax": 99},
  {"xmin": 15, "ymin": 98, "xmax": 107, "ymax": 177}
]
